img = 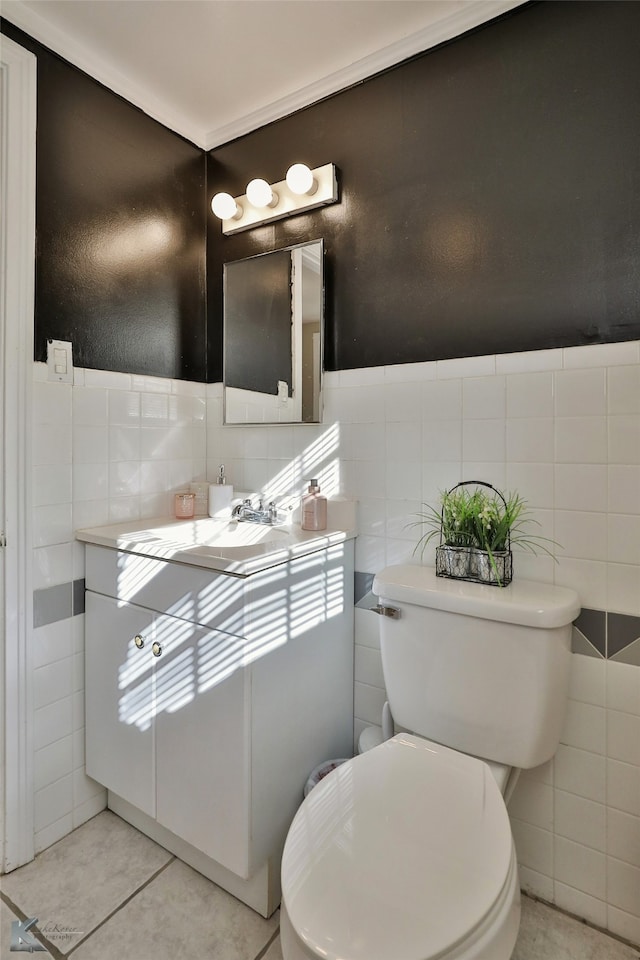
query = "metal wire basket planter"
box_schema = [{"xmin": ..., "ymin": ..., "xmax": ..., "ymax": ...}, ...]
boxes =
[{"xmin": 434, "ymin": 481, "xmax": 513, "ymax": 587}]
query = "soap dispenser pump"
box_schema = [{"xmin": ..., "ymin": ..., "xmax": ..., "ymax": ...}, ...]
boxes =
[
  {"xmin": 208, "ymin": 464, "xmax": 233, "ymax": 518},
  {"xmin": 301, "ymin": 479, "xmax": 327, "ymax": 532}
]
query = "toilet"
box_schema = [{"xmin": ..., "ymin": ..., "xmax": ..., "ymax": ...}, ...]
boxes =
[{"xmin": 280, "ymin": 565, "xmax": 580, "ymax": 960}]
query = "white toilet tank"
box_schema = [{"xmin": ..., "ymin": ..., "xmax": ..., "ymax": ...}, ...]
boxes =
[{"xmin": 372, "ymin": 566, "xmax": 581, "ymax": 770}]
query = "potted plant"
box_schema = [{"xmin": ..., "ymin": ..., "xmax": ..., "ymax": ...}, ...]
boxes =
[{"xmin": 410, "ymin": 481, "xmax": 559, "ymax": 586}]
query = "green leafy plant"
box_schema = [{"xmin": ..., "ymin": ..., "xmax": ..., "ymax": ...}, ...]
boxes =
[{"xmin": 409, "ymin": 484, "xmax": 560, "ymax": 576}]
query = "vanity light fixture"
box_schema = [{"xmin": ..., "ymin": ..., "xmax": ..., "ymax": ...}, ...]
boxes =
[{"xmin": 212, "ymin": 162, "xmax": 338, "ymax": 235}]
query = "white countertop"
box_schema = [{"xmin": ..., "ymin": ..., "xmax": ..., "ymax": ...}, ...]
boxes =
[{"xmin": 76, "ymin": 507, "xmax": 357, "ymax": 577}]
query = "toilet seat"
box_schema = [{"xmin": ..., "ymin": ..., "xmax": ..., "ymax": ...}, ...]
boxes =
[{"xmin": 281, "ymin": 733, "xmax": 516, "ymax": 960}]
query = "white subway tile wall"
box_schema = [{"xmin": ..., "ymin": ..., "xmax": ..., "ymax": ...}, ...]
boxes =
[
  {"xmin": 516, "ymin": 650, "xmax": 640, "ymax": 943},
  {"xmin": 30, "ymin": 363, "xmax": 208, "ymax": 852},
  {"xmin": 28, "ymin": 339, "xmax": 640, "ymax": 943}
]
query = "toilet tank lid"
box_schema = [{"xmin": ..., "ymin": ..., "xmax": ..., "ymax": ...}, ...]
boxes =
[{"xmin": 373, "ymin": 565, "xmax": 581, "ymax": 629}]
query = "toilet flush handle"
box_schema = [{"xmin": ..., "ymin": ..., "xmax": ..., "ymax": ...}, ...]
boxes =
[{"xmin": 371, "ymin": 603, "xmax": 400, "ymax": 619}]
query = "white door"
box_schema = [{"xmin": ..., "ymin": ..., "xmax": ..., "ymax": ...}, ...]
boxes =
[
  {"xmin": 1, "ymin": 36, "xmax": 37, "ymax": 873},
  {"xmin": 0, "ymin": 58, "xmax": 5, "ymax": 865}
]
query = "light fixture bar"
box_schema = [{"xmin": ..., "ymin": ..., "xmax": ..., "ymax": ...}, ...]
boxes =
[{"xmin": 217, "ymin": 163, "xmax": 338, "ymax": 235}]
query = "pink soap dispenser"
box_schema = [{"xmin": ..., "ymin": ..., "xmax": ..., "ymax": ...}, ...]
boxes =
[{"xmin": 301, "ymin": 479, "xmax": 327, "ymax": 531}]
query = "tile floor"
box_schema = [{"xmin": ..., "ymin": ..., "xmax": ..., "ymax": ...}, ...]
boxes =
[{"xmin": 1, "ymin": 811, "xmax": 638, "ymax": 960}]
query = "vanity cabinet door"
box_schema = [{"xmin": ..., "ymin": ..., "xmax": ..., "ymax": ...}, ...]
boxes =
[
  {"xmin": 154, "ymin": 615, "xmax": 250, "ymax": 877},
  {"xmin": 85, "ymin": 591, "xmax": 156, "ymax": 817},
  {"xmin": 86, "ymin": 594, "xmax": 250, "ymax": 873}
]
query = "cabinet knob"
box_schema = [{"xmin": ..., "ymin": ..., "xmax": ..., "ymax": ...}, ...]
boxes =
[
  {"xmin": 134, "ymin": 634, "xmax": 145, "ymax": 649},
  {"xmin": 152, "ymin": 642, "xmax": 162, "ymax": 658}
]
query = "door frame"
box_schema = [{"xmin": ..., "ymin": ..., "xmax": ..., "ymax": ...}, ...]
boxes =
[{"xmin": 1, "ymin": 34, "xmax": 36, "ymax": 872}]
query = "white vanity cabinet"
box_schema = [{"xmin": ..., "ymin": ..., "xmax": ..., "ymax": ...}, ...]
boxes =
[
  {"xmin": 83, "ymin": 536, "xmax": 354, "ymax": 916},
  {"xmin": 85, "ymin": 591, "xmax": 249, "ymax": 876}
]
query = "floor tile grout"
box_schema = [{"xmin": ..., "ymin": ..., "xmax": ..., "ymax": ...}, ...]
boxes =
[
  {"xmin": 253, "ymin": 926, "xmax": 281, "ymax": 960},
  {"xmin": 522, "ymin": 892, "xmax": 640, "ymax": 955},
  {"xmin": 1, "ymin": 890, "xmax": 64, "ymax": 958},
  {"xmin": 65, "ymin": 855, "xmax": 177, "ymax": 957},
  {"xmin": 34, "ymin": 924, "xmax": 66, "ymax": 960}
]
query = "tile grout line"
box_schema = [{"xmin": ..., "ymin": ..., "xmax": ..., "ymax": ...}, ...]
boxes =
[
  {"xmin": 252, "ymin": 924, "xmax": 281, "ymax": 960},
  {"xmin": 1, "ymin": 888, "xmax": 64, "ymax": 959},
  {"xmin": 65, "ymin": 855, "xmax": 177, "ymax": 957},
  {"xmin": 522, "ymin": 892, "xmax": 640, "ymax": 955}
]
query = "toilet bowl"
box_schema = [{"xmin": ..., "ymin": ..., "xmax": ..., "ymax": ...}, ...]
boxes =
[{"xmin": 281, "ymin": 733, "xmax": 520, "ymax": 960}]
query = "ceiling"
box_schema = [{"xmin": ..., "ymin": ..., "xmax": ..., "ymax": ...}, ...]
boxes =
[{"xmin": 3, "ymin": 0, "xmax": 523, "ymax": 148}]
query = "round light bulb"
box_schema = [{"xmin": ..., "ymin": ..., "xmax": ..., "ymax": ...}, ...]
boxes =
[
  {"xmin": 286, "ymin": 163, "xmax": 317, "ymax": 196},
  {"xmin": 246, "ymin": 178, "xmax": 277, "ymax": 209},
  {"xmin": 211, "ymin": 192, "xmax": 240, "ymax": 220}
]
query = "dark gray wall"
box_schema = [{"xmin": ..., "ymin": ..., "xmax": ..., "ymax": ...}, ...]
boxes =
[
  {"xmin": 1, "ymin": 18, "xmax": 207, "ymax": 381},
  {"xmin": 208, "ymin": 0, "xmax": 640, "ymax": 378}
]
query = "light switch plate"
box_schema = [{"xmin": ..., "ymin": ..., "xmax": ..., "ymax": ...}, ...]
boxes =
[
  {"xmin": 47, "ymin": 338, "xmax": 73, "ymax": 383},
  {"xmin": 277, "ymin": 379, "xmax": 289, "ymax": 403}
]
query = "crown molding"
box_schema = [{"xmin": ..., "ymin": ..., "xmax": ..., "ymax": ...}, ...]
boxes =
[
  {"xmin": 204, "ymin": 0, "xmax": 525, "ymax": 149},
  {"xmin": 2, "ymin": 0, "xmax": 524, "ymax": 152},
  {"xmin": 1, "ymin": 0, "xmax": 207, "ymax": 147}
]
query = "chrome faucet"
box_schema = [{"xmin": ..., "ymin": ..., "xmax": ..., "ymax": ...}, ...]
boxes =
[{"xmin": 231, "ymin": 497, "xmax": 279, "ymax": 525}]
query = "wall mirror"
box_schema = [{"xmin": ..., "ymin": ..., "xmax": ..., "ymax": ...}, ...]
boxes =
[{"xmin": 223, "ymin": 239, "xmax": 324, "ymax": 424}]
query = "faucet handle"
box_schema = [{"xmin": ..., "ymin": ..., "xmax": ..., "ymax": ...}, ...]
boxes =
[{"xmin": 268, "ymin": 501, "xmax": 278, "ymax": 521}]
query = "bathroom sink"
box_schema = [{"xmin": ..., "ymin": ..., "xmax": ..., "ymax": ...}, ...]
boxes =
[
  {"xmin": 184, "ymin": 518, "xmax": 289, "ymax": 549},
  {"xmin": 140, "ymin": 517, "xmax": 290, "ymax": 550}
]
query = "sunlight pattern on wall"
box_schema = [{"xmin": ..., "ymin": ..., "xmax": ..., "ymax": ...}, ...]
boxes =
[{"xmin": 262, "ymin": 423, "xmax": 341, "ymax": 504}]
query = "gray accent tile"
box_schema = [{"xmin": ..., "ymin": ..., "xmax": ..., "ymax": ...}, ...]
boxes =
[
  {"xmin": 33, "ymin": 583, "xmax": 73, "ymax": 628},
  {"xmin": 355, "ymin": 589, "xmax": 380, "ymax": 611},
  {"xmin": 611, "ymin": 637, "xmax": 640, "ymax": 667},
  {"xmin": 73, "ymin": 579, "xmax": 86, "ymax": 616},
  {"xmin": 571, "ymin": 626, "xmax": 605, "ymax": 659},
  {"xmin": 354, "ymin": 571, "xmax": 374, "ymax": 604},
  {"xmin": 608, "ymin": 611, "xmax": 640, "ymax": 659},
  {"xmin": 574, "ymin": 608, "xmax": 606, "ymax": 657}
]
